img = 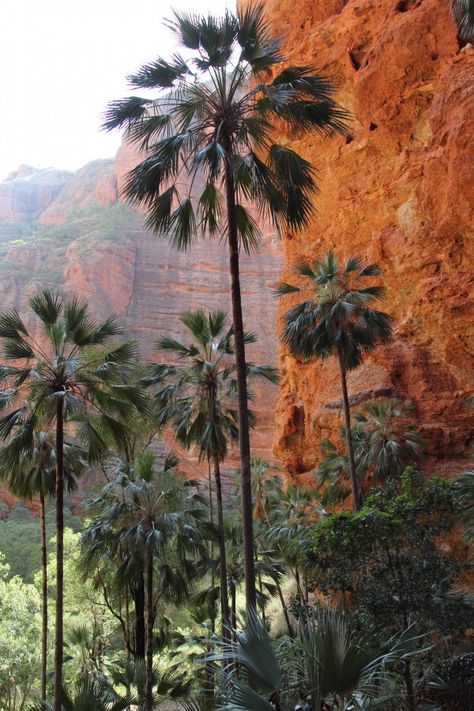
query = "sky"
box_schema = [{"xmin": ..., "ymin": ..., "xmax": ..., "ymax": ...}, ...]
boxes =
[{"xmin": 1, "ymin": 0, "xmax": 234, "ymax": 181}]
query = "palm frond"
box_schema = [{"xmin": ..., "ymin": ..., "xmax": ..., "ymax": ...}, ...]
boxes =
[
  {"xmin": 102, "ymin": 96, "xmax": 153, "ymax": 132},
  {"xmin": 29, "ymin": 289, "xmax": 63, "ymax": 325},
  {"xmin": 237, "ymin": 2, "xmax": 284, "ymax": 69},
  {"xmin": 128, "ymin": 54, "xmax": 189, "ymax": 89},
  {"xmin": 0, "ymin": 310, "xmax": 29, "ymax": 338},
  {"xmin": 273, "ymin": 281, "xmax": 301, "ymax": 297},
  {"xmin": 2, "ymin": 338, "xmax": 35, "ymax": 360}
]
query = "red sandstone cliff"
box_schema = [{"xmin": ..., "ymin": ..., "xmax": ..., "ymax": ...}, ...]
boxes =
[
  {"xmin": 1, "ymin": 0, "xmax": 473, "ymax": 485},
  {"xmin": 239, "ymin": 0, "xmax": 473, "ymax": 475}
]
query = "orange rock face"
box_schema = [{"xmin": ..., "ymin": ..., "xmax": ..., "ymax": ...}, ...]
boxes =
[{"xmin": 240, "ymin": 0, "xmax": 474, "ymax": 475}]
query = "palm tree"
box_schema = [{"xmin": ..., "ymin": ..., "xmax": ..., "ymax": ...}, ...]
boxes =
[
  {"xmin": 103, "ymin": 4, "xmax": 348, "ymax": 609},
  {"xmin": 266, "ymin": 483, "xmax": 322, "ymax": 610},
  {"xmin": 83, "ymin": 449, "xmax": 207, "ymax": 711},
  {"xmin": 315, "ymin": 400, "xmax": 425, "ymax": 502},
  {"xmin": 0, "ymin": 290, "xmax": 142, "ymax": 711},
  {"xmin": 0, "ymin": 428, "xmax": 84, "ymax": 702},
  {"xmin": 81, "ymin": 483, "xmax": 147, "ymax": 664},
  {"xmin": 452, "ymin": 0, "xmax": 474, "ymax": 40},
  {"xmin": 276, "ymin": 252, "xmax": 393, "ymax": 512},
  {"xmin": 108, "ymin": 659, "xmax": 192, "ymax": 711},
  {"xmin": 143, "ymin": 309, "xmax": 277, "ymax": 639},
  {"xmin": 354, "ymin": 400, "xmax": 424, "ymax": 484}
]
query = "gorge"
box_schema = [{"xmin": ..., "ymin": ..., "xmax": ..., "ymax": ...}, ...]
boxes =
[{"xmin": 0, "ymin": 0, "xmax": 472, "ymax": 485}]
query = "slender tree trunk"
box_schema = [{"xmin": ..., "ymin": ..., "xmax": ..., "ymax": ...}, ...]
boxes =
[
  {"xmin": 207, "ymin": 460, "xmax": 216, "ymax": 637},
  {"xmin": 53, "ymin": 398, "xmax": 64, "ymax": 711},
  {"xmin": 403, "ymin": 660, "xmax": 416, "ymax": 711},
  {"xmin": 40, "ymin": 488, "xmax": 48, "ymax": 703},
  {"xmin": 276, "ymin": 580, "xmax": 293, "ymax": 638},
  {"xmin": 145, "ymin": 549, "xmax": 154, "ymax": 711},
  {"xmin": 230, "ymin": 582, "xmax": 237, "ymax": 640},
  {"xmin": 294, "ymin": 567, "xmax": 305, "ymax": 606},
  {"xmin": 255, "ymin": 549, "xmax": 266, "ymax": 624},
  {"xmin": 124, "ymin": 594, "xmax": 131, "ymax": 661},
  {"xmin": 224, "ymin": 155, "xmax": 256, "ymax": 611},
  {"xmin": 134, "ymin": 574, "xmax": 146, "ymax": 660},
  {"xmin": 261, "ymin": 510, "xmax": 294, "ymax": 638},
  {"xmin": 213, "ymin": 454, "xmax": 230, "ymax": 641},
  {"xmin": 337, "ymin": 347, "xmax": 360, "ymax": 512}
]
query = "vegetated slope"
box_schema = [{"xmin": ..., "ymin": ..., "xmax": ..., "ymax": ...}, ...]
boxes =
[{"xmin": 238, "ymin": 0, "xmax": 474, "ymax": 475}]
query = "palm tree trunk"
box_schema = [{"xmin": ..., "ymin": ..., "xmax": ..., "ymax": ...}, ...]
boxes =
[
  {"xmin": 53, "ymin": 397, "xmax": 64, "ymax": 711},
  {"xmin": 39, "ymin": 487, "xmax": 48, "ymax": 702},
  {"xmin": 230, "ymin": 582, "xmax": 237, "ymax": 638},
  {"xmin": 337, "ymin": 347, "xmax": 360, "ymax": 512},
  {"xmin": 207, "ymin": 460, "xmax": 216, "ymax": 637},
  {"xmin": 403, "ymin": 660, "xmax": 416, "ymax": 711},
  {"xmin": 276, "ymin": 580, "xmax": 293, "ymax": 638},
  {"xmin": 145, "ymin": 549, "xmax": 154, "ymax": 711},
  {"xmin": 134, "ymin": 574, "xmax": 146, "ymax": 660},
  {"xmin": 255, "ymin": 549, "xmax": 266, "ymax": 624},
  {"xmin": 213, "ymin": 454, "xmax": 230, "ymax": 641},
  {"xmin": 224, "ymin": 155, "xmax": 256, "ymax": 611}
]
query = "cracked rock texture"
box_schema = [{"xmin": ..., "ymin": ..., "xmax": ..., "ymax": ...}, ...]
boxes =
[{"xmin": 240, "ymin": 0, "xmax": 473, "ymax": 476}]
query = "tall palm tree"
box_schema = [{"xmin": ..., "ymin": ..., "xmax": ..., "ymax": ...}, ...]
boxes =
[
  {"xmin": 143, "ymin": 309, "xmax": 277, "ymax": 639},
  {"xmin": 103, "ymin": 4, "xmax": 348, "ymax": 609},
  {"xmin": 0, "ymin": 428, "xmax": 84, "ymax": 702},
  {"xmin": 83, "ymin": 449, "xmax": 207, "ymax": 711},
  {"xmin": 276, "ymin": 252, "xmax": 393, "ymax": 512},
  {"xmin": 0, "ymin": 290, "xmax": 143, "ymax": 711}
]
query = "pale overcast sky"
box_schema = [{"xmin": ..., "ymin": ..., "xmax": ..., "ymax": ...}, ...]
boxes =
[{"xmin": 1, "ymin": 0, "xmax": 234, "ymax": 180}]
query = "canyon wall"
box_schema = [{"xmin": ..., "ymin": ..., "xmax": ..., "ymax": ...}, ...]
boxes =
[
  {"xmin": 1, "ymin": 0, "xmax": 473, "ymax": 487},
  {"xmin": 239, "ymin": 0, "xmax": 473, "ymax": 476}
]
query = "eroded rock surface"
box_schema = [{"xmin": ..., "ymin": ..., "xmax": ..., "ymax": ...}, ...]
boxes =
[{"xmin": 240, "ymin": 0, "xmax": 473, "ymax": 475}]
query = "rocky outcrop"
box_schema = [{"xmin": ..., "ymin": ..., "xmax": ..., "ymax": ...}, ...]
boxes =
[
  {"xmin": 240, "ymin": 0, "xmax": 473, "ymax": 475},
  {"xmin": 40, "ymin": 159, "xmax": 117, "ymax": 224},
  {"xmin": 0, "ymin": 166, "xmax": 71, "ymax": 223}
]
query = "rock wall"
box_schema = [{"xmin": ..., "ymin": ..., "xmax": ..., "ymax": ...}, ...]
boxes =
[
  {"xmin": 1, "ymin": 0, "xmax": 473, "ymax": 484},
  {"xmin": 239, "ymin": 0, "xmax": 474, "ymax": 475}
]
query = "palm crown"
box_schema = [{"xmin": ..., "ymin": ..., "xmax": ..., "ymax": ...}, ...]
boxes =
[
  {"xmin": 103, "ymin": 5, "xmax": 348, "ymax": 247},
  {"xmin": 276, "ymin": 251, "xmax": 393, "ymax": 368},
  {"xmin": 143, "ymin": 309, "xmax": 277, "ymax": 462},
  {"xmin": 0, "ymin": 290, "xmax": 145, "ymax": 456}
]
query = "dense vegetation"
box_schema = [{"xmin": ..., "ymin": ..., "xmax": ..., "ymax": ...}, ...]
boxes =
[{"xmin": 0, "ymin": 4, "xmax": 472, "ymax": 711}]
